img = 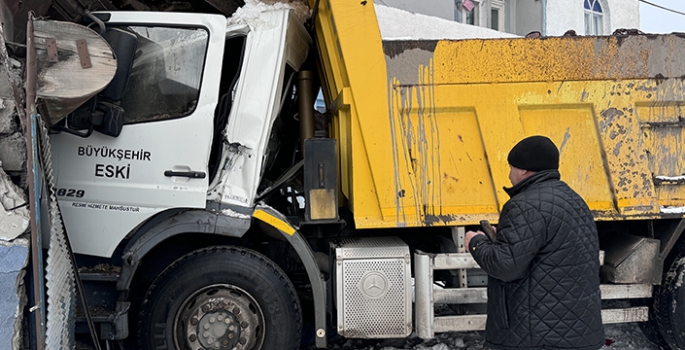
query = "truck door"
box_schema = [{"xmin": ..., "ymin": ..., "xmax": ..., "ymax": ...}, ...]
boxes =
[{"xmin": 49, "ymin": 13, "xmax": 227, "ymax": 257}]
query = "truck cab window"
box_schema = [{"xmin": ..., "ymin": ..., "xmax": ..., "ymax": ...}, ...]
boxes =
[{"xmin": 118, "ymin": 26, "xmax": 209, "ymax": 124}]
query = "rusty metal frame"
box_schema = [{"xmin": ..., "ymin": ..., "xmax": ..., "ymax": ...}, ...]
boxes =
[{"xmin": 25, "ymin": 12, "xmax": 46, "ymax": 350}]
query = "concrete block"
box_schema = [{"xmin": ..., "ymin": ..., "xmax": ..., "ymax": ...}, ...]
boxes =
[
  {"xmin": 0, "ymin": 209, "xmax": 27, "ymax": 241},
  {"xmin": 0, "ymin": 98, "xmax": 18, "ymax": 135},
  {"xmin": 0, "ymin": 165, "xmax": 29, "ymax": 241},
  {"xmin": 0, "ymin": 60, "xmax": 22, "ymax": 135},
  {"xmin": 0, "ymin": 133, "xmax": 26, "ymax": 173},
  {"xmin": 0, "ymin": 238, "xmax": 29, "ymax": 350}
]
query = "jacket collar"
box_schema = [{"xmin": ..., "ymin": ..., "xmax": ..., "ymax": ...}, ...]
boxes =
[{"xmin": 504, "ymin": 169, "xmax": 560, "ymax": 198}]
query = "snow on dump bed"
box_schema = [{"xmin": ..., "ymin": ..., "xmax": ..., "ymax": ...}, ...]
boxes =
[
  {"xmin": 376, "ymin": 4, "xmax": 520, "ymax": 40},
  {"xmin": 227, "ymin": 0, "xmax": 310, "ymax": 26}
]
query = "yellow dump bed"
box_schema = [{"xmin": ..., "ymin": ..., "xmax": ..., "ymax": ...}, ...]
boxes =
[{"xmin": 311, "ymin": 0, "xmax": 685, "ymax": 229}]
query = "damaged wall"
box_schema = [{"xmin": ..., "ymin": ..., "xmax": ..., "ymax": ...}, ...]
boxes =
[
  {"xmin": 1, "ymin": 20, "xmax": 31, "ymax": 350},
  {"xmin": 0, "ymin": 239, "xmax": 29, "ymax": 350}
]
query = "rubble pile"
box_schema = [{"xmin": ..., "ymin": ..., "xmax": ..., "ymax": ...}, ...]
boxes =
[{"xmin": 0, "ymin": 22, "xmax": 31, "ymax": 350}]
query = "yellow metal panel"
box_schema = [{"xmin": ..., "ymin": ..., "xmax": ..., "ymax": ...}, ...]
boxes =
[
  {"xmin": 518, "ymin": 106, "xmax": 615, "ymax": 212},
  {"xmin": 314, "ymin": 1, "xmax": 685, "ymax": 228},
  {"xmin": 427, "ymin": 36, "xmax": 685, "ymax": 84},
  {"xmin": 310, "ymin": 0, "xmax": 392, "ymax": 223}
]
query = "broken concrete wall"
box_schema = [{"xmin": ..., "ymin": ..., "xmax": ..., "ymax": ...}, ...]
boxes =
[
  {"xmin": 0, "ymin": 239, "xmax": 29, "ymax": 350},
  {"xmin": 1, "ymin": 22, "xmax": 31, "ymax": 350}
]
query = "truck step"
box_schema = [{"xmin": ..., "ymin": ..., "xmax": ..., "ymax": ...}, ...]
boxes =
[
  {"xmin": 75, "ymin": 306, "xmax": 115, "ymax": 323},
  {"xmin": 433, "ymin": 284, "xmax": 652, "ymax": 304},
  {"xmin": 431, "ymin": 250, "xmax": 605, "ymax": 270},
  {"xmin": 78, "ymin": 272, "xmax": 119, "ymax": 282},
  {"xmin": 430, "ymin": 307, "xmax": 648, "ymax": 333},
  {"xmin": 415, "ymin": 251, "xmax": 649, "ymax": 338}
]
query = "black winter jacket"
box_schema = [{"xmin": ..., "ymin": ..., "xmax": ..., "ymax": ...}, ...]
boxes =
[{"xmin": 469, "ymin": 170, "xmax": 604, "ymax": 350}]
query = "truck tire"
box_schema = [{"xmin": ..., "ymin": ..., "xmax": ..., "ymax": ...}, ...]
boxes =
[
  {"xmin": 654, "ymin": 254, "xmax": 685, "ymax": 349},
  {"xmin": 636, "ymin": 300, "xmax": 669, "ymax": 349},
  {"xmin": 138, "ymin": 246, "xmax": 302, "ymax": 350}
]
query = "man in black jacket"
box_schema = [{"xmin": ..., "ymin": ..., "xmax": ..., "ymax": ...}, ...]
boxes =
[{"xmin": 464, "ymin": 135, "xmax": 604, "ymax": 350}]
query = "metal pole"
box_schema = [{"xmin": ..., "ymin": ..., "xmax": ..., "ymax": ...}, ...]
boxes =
[
  {"xmin": 452, "ymin": 226, "xmax": 468, "ymax": 288},
  {"xmin": 296, "ymin": 70, "xmax": 315, "ymax": 151},
  {"xmin": 25, "ymin": 12, "xmax": 46, "ymax": 350},
  {"xmin": 414, "ymin": 251, "xmax": 434, "ymax": 339}
]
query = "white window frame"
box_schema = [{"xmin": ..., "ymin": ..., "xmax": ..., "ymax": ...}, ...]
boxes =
[
  {"xmin": 490, "ymin": 0, "xmax": 505, "ymax": 31},
  {"xmin": 455, "ymin": 0, "xmax": 481, "ymax": 26},
  {"xmin": 454, "ymin": 0, "xmax": 506, "ymax": 32},
  {"xmin": 584, "ymin": 0, "xmax": 604, "ymax": 35}
]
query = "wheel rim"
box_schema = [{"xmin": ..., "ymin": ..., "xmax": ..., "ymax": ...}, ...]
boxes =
[{"xmin": 173, "ymin": 284, "xmax": 265, "ymax": 350}]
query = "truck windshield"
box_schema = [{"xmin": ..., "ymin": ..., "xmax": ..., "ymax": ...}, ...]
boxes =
[{"xmin": 117, "ymin": 26, "xmax": 209, "ymax": 124}]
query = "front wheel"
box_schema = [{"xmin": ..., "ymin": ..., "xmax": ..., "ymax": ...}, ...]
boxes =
[{"xmin": 138, "ymin": 246, "xmax": 302, "ymax": 350}]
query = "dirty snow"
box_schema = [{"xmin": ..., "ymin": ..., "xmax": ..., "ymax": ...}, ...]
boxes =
[
  {"xmin": 221, "ymin": 208, "xmax": 251, "ymax": 219},
  {"xmin": 375, "ymin": 4, "xmax": 519, "ymax": 41},
  {"xmin": 655, "ymin": 175, "xmax": 685, "ymax": 181},
  {"xmin": 661, "ymin": 205, "xmax": 685, "ymax": 214},
  {"xmin": 227, "ymin": 0, "xmax": 310, "ymax": 26},
  {"xmin": 302, "ymin": 323, "xmax": 661, "ymax": 349}
]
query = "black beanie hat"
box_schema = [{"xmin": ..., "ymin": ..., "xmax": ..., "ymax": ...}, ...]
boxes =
[{"xmin": 507, "ymin": 135, "xmax": 559, "ymax": 172}]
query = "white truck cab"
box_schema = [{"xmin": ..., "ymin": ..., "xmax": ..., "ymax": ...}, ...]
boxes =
[{"xmin": 50, "ymin": 9, "xmax": 310, "ymax": 257}]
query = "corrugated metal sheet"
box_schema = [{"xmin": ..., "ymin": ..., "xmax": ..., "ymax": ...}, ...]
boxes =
[{"xmin": 39, "ymin": 117, "xmax": 76, "ymax": 350}]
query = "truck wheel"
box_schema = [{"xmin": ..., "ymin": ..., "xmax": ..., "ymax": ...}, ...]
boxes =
[
  {"xmin": 636, "ymin": 300, "xmax": 668, "ymax": 348},
  {"xmin": 654, "ymin": 254, "xmax": 685, "ymax": 349},
  {"xmin": 138, "ymin": 246, "xmax": 302, "ymax": 350}
]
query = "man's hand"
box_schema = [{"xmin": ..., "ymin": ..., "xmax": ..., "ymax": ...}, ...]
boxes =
[{"xmin": 465, "ymin": 230, "xmax": 486, "ymax": 252}]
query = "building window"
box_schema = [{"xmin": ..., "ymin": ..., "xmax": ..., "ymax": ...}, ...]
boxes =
[
  {"xmin": 490, "ymin": 0, "xmax": 504, "ymax": 31},
  {"xmin": 455, "ymin": 0, "xmax": 506, "ymax": 31},
  {"xmin": 455, "ymin": 0, "xmax": 480, "ymax": 26},
  {"xmin": 584, "ymin": 0, "xmax": 603, "ymax": 35}
]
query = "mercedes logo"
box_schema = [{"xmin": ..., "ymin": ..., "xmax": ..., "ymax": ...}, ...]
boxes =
[{"xmin": 359, "ymin": 271, "xmax": 391, "ymax": 299}]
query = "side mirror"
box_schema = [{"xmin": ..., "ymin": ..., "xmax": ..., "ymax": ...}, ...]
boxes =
[
  {"xmin": 52, "ymin": 27, "xmax": 136, "ymax": 138},
  {"xmin": 93, "ymin": 101, "xmax": 125, "ymax": 137},
  {"xmin": 53, "ymin": 100, "xmax": 124, "ymax": 138}
]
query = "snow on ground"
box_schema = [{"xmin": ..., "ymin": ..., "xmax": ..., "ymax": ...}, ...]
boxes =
[
  {"xmin": 375, "ymin": 4, "xmax": 519, "ymax": 41},
  {"xmin": 302, "ymin": 323, "xmax": 662, "ymax": 349}
]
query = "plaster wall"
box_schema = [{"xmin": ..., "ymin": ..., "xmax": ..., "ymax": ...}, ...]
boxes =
[{"xmin": 545, "ymin": 0, "xmax": 639, "ymax": 36}]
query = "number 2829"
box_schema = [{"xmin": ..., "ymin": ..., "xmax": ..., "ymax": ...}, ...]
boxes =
[{"xmin": 56, "ymin": 188, "xmax": 85, "ymax": 198}]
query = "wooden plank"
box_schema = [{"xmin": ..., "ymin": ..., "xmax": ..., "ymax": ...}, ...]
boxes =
[
  {"xmin": 433, "ymin": 251, "xmax": 605, "ymax": 270},
  {"xmin": 600, "ymin": 284, "xmax": 652, "ymax": 299},
  {"xmin": 432, "ymin": 307, "xmax": 648, "ymax": 333},
  {"xmin": 33, "ymin": 19, "xmax": 117, "ymax": 124},
  {"xmin": 434, "ymin": 315, "xmax": 487, "ymax": 333},
  {"xmin": 434, "ymin": 284, "xmax": 651, "ymax": 306},
  {"xmin": 601, "ymin": 307, "xmax": 648, "ymax": 324},
  {"xmin": 434, "ymin": 288, "xmax": 488, "ymax": 304},
  {"xmin": 433, "ymin": 253, "xmax": 480, "ymax": 270}
]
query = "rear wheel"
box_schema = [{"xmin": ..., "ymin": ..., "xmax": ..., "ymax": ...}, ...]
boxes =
[
  {"xmin": 138, "ymin": 246, "xmax": 302, "ymax": 350},
  {"xmin": 654, "ymin": 253, "xmax": 685, "ymax": 349},
  {"xmin": 636, "ymin": 298, "xmax": 668, "ymax": 349}
]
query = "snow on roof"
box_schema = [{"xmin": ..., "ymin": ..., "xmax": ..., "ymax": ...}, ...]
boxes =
[
  {"xmin": 375, "ymin": 4, "xmax": 520, "ymax": 41},
  {"xmin": 227, "ymin": 1, "xmax": 518, "ymax": 41},
  {"xmin": 227, "ymin": 0, "xmax": 311, "ymax": 26}
]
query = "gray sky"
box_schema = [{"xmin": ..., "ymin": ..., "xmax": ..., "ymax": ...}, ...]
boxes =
[{"xmin": 640, "ymin": 0, "xmax": 685, "ymax": 33}]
